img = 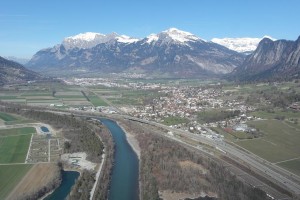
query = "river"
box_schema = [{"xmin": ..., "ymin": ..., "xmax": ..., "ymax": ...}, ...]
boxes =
[
  {"xmin": 44, "ymin": 170, "xmax": 79, "ymax": 200},
  {"xmin": 44, "ymin": 118, "xmax": 139, "ymax": 200},
  {"xmin": 101, "ymin": 118, "xmax": 139, "ymax": 200}
]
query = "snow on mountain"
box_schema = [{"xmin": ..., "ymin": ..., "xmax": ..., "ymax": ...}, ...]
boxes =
[
  {"xmin": 144, "ymin": 28, "xmax": 205, "ymax": 45},
  {"xmin": 211, "ymin": 36, "xmax": 276, "ymax": 53},
  {"xmin": 160, "ymin": 28, "xmax": 201, "ymax": 43},
  {"xmin": 145, "ymin": 34, "xmax": 159, "ymax": 44},
  {"xmin": 116, "ymin": 35, "xmax": 139, "ymax": 43},
  {"xmin": 63, "ymin": 32, "xmax": 138, "ymax": 49}
]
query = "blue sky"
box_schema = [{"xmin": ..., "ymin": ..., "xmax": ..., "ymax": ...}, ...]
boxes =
[{"xmin": 1, "ymin": 0, "xmax": 300, "ymax": 58}]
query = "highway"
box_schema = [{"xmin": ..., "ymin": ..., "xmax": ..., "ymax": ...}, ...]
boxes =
[
  {"xmin": 44, "ymin": 109, "xmax": 300, "ymax": 197},
  {"xmin": 120, "ymin": 115, "xmax": 300, "ymax": 197}
]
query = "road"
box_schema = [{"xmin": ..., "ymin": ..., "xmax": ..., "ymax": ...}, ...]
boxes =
[
  {"xmin": 120, "ymin": 115, "xmax": 300, "ymax": 196},
  {"xmin": 44, "ymin": 109, "xmax": 300, "ymax": 197}
]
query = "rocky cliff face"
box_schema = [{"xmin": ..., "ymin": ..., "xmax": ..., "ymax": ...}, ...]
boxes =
[
  {"xmin": 232, "ymin": 36, "xmax": 300, "ymax": 81},
  {"xmin": 26, "ymin": 28, "xmax": 245, "ymax": 77},
  {"xmin": 0, "ymin": 56, "xmax": 41, "ymax": 85}
]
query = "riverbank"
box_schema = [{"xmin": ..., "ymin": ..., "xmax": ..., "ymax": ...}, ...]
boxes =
[{"xmin": 116, "ymin": 121, "xmax": 141, "ymax": 160}]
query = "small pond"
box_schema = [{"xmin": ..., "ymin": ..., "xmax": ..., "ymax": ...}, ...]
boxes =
[{"xmin": 41, "ymin": 126, "xmax": 49, "ymax": 132}]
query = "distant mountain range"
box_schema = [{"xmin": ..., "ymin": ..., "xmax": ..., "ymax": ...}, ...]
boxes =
[
  {"xmin": 24, "ymin": 28, "xmax": 300, "ymax": 81},
  {"xmin": 211, "ymin": 36, "xmax": 276, "ymax": 54},
  {"xmin": 26, "ymin": 28, "xmax": 245, "ymax": 77},
  {"xmin": 0, "ymin": 56, "xmax": 41, "ymax": 85},
  {"xmin": 4, "ymin": 56, "xmax": 30, "ymax": 65},
  {"xmin": 232, "ymin": 36, "xmax": 300, "ymax": 81}
]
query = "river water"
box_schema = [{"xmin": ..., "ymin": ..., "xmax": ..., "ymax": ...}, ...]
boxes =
[
  {"xmin": 44, "ymin": 170, "xmax": 79, "ymax": 200},
  {"xmin": 101, "ymin": 118, "xmax": 139, "ymax": 200},
  {"xmin": 44, "ymin": 118, "xmax": 139, "ymax": 200}
]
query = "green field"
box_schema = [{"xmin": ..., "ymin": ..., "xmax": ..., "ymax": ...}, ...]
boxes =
[
  {"xmin": 0, "ymin": 112, "xmax": 36, "ymax": 125},
  {"xmin": 0, "ymin": 112, "xmax": 18, "ymax": 121},
  {"xmin": 88, "ymin": 95, "xmax": 109, "ymax": 106},
  {"xmin": 0, "ymin": 127, "xmax": 36, "ymax": 137},
  {"xmin": 251, "ymin": 110, "xmax": 300, "ymax": 119},
  {"xmin": 278, "ymin": 158, "xmax": 300, "ymax": 176},
  {"xmin": 0, "ymin": 134, "xmax": 32, "ymax": 163},
  {"xmin": 162, "ymin": 116, "xmax": 189, "ymax": 126},
  {"xmin": 236, "ymin": 120, "xmax": 300, "ymax": 163},
  {"xmin": 105, "ymin": 89, "xmax": 163, "ymax": 105},
  {"xmin": 0, "ymin": 164, "xmax": 32, "ymax": 199},
  {"xmin": 211, "ymin": 127, "xmax": 254, "ymax": 141}
]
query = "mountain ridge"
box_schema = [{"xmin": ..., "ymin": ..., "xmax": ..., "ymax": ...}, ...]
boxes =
[
  {"xmin": 27, "ymin": 28, "xmax": 245, "ymax": 77},
  {"xmin": 0, "ymin": 56, "xmax": 41, "ymax": 85},
  {"xmin": 231, "ymin": 36, "xmax": 300, "ymax": 81}
]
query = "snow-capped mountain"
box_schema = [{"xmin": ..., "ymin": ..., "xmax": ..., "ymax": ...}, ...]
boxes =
[
  {"xmin": 144, "ymin": 28, "xmax": 204, "ymax": 45},
  {"xmin": 63, "ymin": 32, "xmax": 138, "ymax": 49},
  {"xmin": 211, "ymin": 36, "xmax": 276, "ymax": 54},
  {"xmin": 26, "ymin": 28, "xmax": 245, "ymax": 77}
]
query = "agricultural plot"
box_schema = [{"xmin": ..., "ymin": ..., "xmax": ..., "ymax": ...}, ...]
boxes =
[
  {"xmin": 88, "ymin": 94, "xmax": 109, "ymax": 106},
  {"xmin": 104, "ymin": 89, "xmax": 162, "ymax": 106},
  {"xmin": 0, "ymin": 98, "xmax": 26, "ymax": 104},
  {"xmin": 0, "ymin": 164, "xmax": 32, "ymax": 200},
  {"xmin": 277, "ymin": 158, "xmax": 300, "ymax": 176},
  {"xmin": 235, "ymin": 120, "xmax": 300, "ymax": 163},
  {"xmin": 0, "ymin": 112, "xmax": 18, "ymax": 121},
  {"xmin": 0, "ymin": 134, "xmax": 32, "ymax": 163},
  {"xmin": 162, "ymin": 116, "xmax": 189, "ymax": 126},
  {"xmin": 251, "ymin": 110, "xmax": 300, "ymax": 119},
  {"xmin": 21, "ymin": 93, "xmax": 52, "ymax": 97},
  {"xmin": 0, "ymin": 127, "xmax": 35, "ymax": 136},
  {"xmin": 0, "ymin": 111, "xmax": 36, "ymax": 125},
  {"xmin": 54, "ymin": 91, "xmax": 93, "ymax": 108}
]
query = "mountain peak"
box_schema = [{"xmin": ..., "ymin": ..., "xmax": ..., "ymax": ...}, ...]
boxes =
[
  {"xmin": 263, "ymin": 35, "xmax": 275, "ymax": 39},
  {"xmin": 163, "ymin": 27, "xmax": 189, "ymax": 34},
  {"xmin": 65, "ymin": 32, "xmax": 104, "ymax": 41},
  {"xmin": 158, "ymin": 27, "xmax": 201, "ymax": 43}
]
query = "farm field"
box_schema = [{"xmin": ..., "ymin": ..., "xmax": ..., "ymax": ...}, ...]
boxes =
[
  {"xmin": 0, "ymin": 127, "xmax": 35, "ymax": 136},
  {"xmin": 0, "ymin": 112, "xmax": 36, "ymax": 125},
  {"xmin": 88, "ymin": 94, "xmax": 109, "ymax": 107},
  {"xmin": 0, "ymin": 112, "xmax": 18, "ymax": 121},
  {"xmin": 0, "ymin": 164, "xmax": 33, "ymax": 199},
  {"xmin": 7, "ymin": 163, "xmax": 60, "ymax": 200},
  {"xmin": 235, "ymin": 120, "xmax": 300, "ymax": 164},
  {"xmin": 0, "ymin": 134, "xmax": 32, "ymax": 163},
  {"xmin": 0, "ymin": 110, "xmax": 62, "ymax": 199},
  {"xmin": 162, "ymin": 116, "xmax": 189, "ymax": 126},
  {"xmin": 0, "ymin": 82, "xmax": 97, "ymax": 109},
  {"xmin": 251, "ymin": 110, "xmax": 300, "ymax": 119},
  {"xmin": 277, "ymin": 158, "xmax": 300, "ymax": 176}
]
